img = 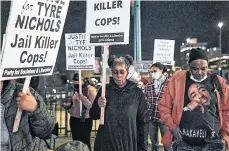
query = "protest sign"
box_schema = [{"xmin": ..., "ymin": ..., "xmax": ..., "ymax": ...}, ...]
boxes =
[
  {"xmin": 134, "ymin": 61, "xmax": 153, "ymax": 73},
  {"xmin": 86, "ymin": 0, "xmax": 130, "ymax": 45},
  {"xmin": 0, "ymin": 0, "xmax": 70, "ymax": 80},
  {"xmin": 153, "ymin": 39, "xmax": 175, "ymax": 65},
  {"xmin": 65, "ymin": 33, "xmax": 95, "ymax": 70}
]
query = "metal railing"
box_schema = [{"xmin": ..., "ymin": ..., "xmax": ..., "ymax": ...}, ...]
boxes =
[{"xmin": 45, "ymin": 84, "xmax": 99, "ymax": 137}]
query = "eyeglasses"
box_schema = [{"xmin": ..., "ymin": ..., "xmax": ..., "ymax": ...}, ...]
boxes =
[
  {"xmin": 190, "ymin": 66, "xmax": 208, "ymax": 72},
  {"xmin": 112, "ymin": 70, "xmax": 126, "ymax": 75}
]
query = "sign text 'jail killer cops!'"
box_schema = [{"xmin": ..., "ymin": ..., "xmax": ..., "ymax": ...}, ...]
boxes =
[{"xmin": 0, "ymin": 0, "xmax": 70, "ymax": 80}]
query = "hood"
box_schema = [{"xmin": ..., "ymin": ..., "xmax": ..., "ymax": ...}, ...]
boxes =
[{"xmin": 110, "ymin": 78, "xmax": 137, "ymax": 94}]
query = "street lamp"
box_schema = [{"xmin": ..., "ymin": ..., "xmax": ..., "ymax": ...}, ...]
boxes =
[
  {"xmin": 218, "ymin": 22, "xmax": 223, "ymax": 56},
  {"xmin": 218, "ymin": 22, "xmax": 223, "ymax": 71},
  {"xmin": 218, "ymin": 22, "xmax": 223, "ymax": 28}
]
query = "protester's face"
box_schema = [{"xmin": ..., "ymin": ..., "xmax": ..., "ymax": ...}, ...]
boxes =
[
  {"xmin": 189, "ymin": 59, "xmax": 208, "ymax": 80},
  {"xmin": 188, "ymin": 83, "xmax": 211, "ymax": 105},
  {"xmin": 149, "ymin": 66, "xmax": 162, "ymax": 78},
  {"xmin": 112, "ymin": 63, "xmax": 128, "ymax": 88}
]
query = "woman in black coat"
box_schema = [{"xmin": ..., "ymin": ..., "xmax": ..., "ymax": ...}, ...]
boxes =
[{"xmin": 90, "ymin": 55, "xmax": 149, "ymax": 151}]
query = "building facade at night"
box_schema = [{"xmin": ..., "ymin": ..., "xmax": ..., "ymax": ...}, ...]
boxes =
[
  {"xmin": 180, "ymin": 38, "xmax": 207, "ymax": 69},
  {"xmin": 207, "ymin": 47, "xmax": 221, "ymax": 59}
]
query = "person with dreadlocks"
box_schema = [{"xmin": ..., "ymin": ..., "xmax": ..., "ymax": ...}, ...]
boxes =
[
  {"xmin": 90, "ymin": 54, "xmax": 149, "ymax": 151},
  {"xmin": 159, "ymin": 48, "xmax": 229, "ymax": 151}
]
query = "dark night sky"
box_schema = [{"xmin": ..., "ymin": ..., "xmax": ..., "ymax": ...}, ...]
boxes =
[
  {"xmin": 1, "ymin": 1, "xmax": 229, "ymax": 73},
  {"xmin": 141, "ymin": 1, "xmax": 229, "ymax": 64}
]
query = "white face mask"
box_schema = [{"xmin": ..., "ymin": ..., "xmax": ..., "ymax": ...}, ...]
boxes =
[
  {"xmin": 151, "ymin": 72, "xmax": 160, "ymax": 80},
  {"xmin": 190, "ymin": 74, "xmax": 208, "ymax": 83},
  {"xmin": 127, "ymin": 65, "xmax": 141, "ymax": 83}
]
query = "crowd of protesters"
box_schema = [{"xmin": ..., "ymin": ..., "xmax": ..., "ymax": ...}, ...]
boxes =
[{"xmin": 1, "ymin": 48, "xmax": 229, "ymax": 151}]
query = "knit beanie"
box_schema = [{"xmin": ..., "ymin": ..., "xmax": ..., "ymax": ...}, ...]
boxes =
[{"xmin": 188, "ymin": 48, "xmax": 208, "ymax": 63}]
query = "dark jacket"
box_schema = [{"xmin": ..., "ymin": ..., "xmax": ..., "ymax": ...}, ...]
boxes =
[
  {"xmin": 90, "ymin": 80, "xmax": 149, "ymax": 151},
  {"xmin": 1, "ymin": 82, "xmax": 55, "ymax": 151}
]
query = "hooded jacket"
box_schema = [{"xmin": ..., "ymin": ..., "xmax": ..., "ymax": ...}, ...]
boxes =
[
  {"xmin": 159, "ymin": 70, "xmax": 229, "ymax": 149},
  {"xmin": 90, "ymin": 80, "xmax": 149, "ymax": 151}
]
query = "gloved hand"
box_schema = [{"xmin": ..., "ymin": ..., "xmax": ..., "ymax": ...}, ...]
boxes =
[{"xmin": 172, "ymin": 127, "xmax": 183, "ymax": 141}]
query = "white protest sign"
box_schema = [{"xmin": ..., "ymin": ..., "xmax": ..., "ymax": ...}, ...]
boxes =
[
  {"xmin": 0, "ymin": 0, "xmax": 70, "ymax": 80},
  {"xmin": 86, "ymin": 0, "xmax": 130, "ymax": 46},
  {"xmin": 134, "ymin": 61, "xmax": 153, "ymax": 73},
  {"xmin": 153, "ymin": 39, "xmax": 175, "ymax": 65},
  {"xmin": 65, "ymin": 33, "xmax": 95, "ymax": 70}
]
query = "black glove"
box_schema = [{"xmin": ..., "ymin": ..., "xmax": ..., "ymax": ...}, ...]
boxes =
[{"xmin": 172, "ymin": 127, "xmax": 183, "ymax": 141}]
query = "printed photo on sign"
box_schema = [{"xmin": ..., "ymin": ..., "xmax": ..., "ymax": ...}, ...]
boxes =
[
  {"xmin": 65, "ymin": 33, "xmax": 95, "ymax": 70},
  {"xmin": 0, "ymin": 0, "xmax": 70, "ymax": 80},
  {"xmin": 86, "ymin": 0, "xmax": 130, "ymax": 45}
]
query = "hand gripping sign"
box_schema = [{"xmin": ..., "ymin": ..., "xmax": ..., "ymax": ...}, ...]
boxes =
[
  {"xmin": 0, "ymin": 0, "xmax": 70, "ymax": 132},
  {"xmin": 86, "ymin": 0, "xmax": 130, "ymax": 125}
]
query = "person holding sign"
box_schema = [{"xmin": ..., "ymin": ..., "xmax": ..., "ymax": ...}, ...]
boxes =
[
  {"xmin": 16, "ymin": 76, "xmax": 46, "ymax": 100},
  {"xmin": 90, "ymin": 55, "xmax": 149, "ymax": 151},
  {"xmin": 62, "ymin": 72, "xmax": 97, "ymax": 151},
  {"xmin": 0, "ymin": 80, "xmax": 55, "ymax": 151}
]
